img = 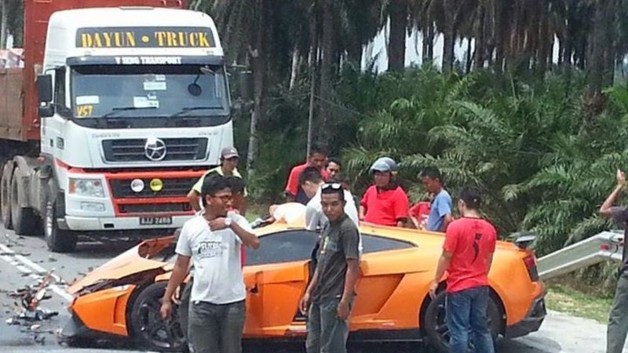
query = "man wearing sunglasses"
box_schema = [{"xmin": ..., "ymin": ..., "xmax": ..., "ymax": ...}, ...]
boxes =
[
  {"xmin": 187, "ymin": 146, "xmax": 247, "ymax": 214},
  {"xmin": 300, "ymin": 183, "xmax": 361, "ymax": 353}
]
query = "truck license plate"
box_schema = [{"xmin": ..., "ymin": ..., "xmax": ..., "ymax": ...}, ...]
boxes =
[{"xmin": 139, "ymin": 216, "xmax": 172, "ymax": 225}]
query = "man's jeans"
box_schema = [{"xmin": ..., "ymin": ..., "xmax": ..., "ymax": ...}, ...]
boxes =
[
  {"xmin": 446, "ymin": 286, "xmax": 495, "ymax": 353},
  {"xmin": 306, "ymin": 298, "xmax": 349, "ymax": 353},
  {"xmin": 188, "ymin": 300, "xmax": 245, "ymax": 353},
  {"xmin": 607, "ymin": 271, "xmax": 628, "ymax": 353}
]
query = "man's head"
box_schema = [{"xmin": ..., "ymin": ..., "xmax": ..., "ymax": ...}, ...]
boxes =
[
  {"xmin": 320, "ymin": 183, "xmax": 346, "ymax": 222},
  {"xmin": 420, "ymin": 166, "xmax": 444, "ymax": 194},
  {"xmin": 201, "ymin": 175, "xmax": 232, "ymax": 216},
  {"xmin": 220, "ymin": 146, "xmax": 239, "ymax": 174},
  {"xmin": 330, "ymin": 173, "xmax": 351, "ymax": 191},
  {"xmin": 299, "ymin": 166, "xmax": 324, "ymax": 199},
  {"xmin": 457, "ymin": 185, "xmax": 482, "ymax": 214},
  {"xmin": 307, "ymin": 143, "xmax": 328, "ymax": 170},
  {"xmin": 225, "ymin": 176, "xmax": 245, "ymax": 210},
  {"xmin": 370, "ymin": 157, "xmax": 396, "ymax": 188},
  {"xmin": 326, "ymin": 158, "xmax": 342, "ymax": 178}
]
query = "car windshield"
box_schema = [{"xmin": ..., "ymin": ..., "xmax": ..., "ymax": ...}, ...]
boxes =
[{"xmin": 70, "ymin": 64, "xmax": 229, "ymax": 118}]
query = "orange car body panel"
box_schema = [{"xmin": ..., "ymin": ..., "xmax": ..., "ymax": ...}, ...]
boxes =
[
  {"xmin": 68, "ymin": 219, "xmax": 545, "ymax": 339},
  {"xmin": 71, "ymin": 285, "xmax": 137, "ymax": 336}
]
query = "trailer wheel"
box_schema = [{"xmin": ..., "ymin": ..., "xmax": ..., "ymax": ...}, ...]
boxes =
[
  {"xmin": 44, "ymin": 188, "xmax": 76, "ymax": 253},
  {"xmin": 1, "ymin": 163, "xmax": 12, "ymax": 229},
  {"xmin": 10, "ymin": 172, "xmax": 39, "ymax": 235}
]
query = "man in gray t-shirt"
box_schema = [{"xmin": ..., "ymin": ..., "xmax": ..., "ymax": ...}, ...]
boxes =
[{"xmin": 299, "ymin": 183, "xmax": 360, "ymax": 353}]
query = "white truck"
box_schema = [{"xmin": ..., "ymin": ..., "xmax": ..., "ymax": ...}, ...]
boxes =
[{"xmin": 0, "ymin": 0, "xmax": 238, "ymax": 252}]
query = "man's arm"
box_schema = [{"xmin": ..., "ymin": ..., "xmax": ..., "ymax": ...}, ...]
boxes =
[
  {"xmin": 230, "ymin": 221, "xmax": 260, "ymax": 249},
  {"xmin": 359, "ymin": 205, "xmax": 366, "ymax": 220},
  {"xmin": 600, "ymin": 169, "xmax": 626, "ymax": 218},
  {"xmin": 443, "ymin": 214, "xmax": 454, "ymax": 231},
  {"xmin": 187, "ymin": 190, "xmax": 202, "ymax": 212},
  {"xmin": 433, "ymin": 251, "xmax": 452, "ymax": 283},
  {"xmin": 162, "ymin": 255, "xmax": 191, "ymax": 303},
  {"xmin": 341, "ymin": 259, "xmax": 360, "ymax": 303}
]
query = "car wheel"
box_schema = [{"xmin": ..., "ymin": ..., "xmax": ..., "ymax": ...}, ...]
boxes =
[
  {"xmin": 129, "ymin": 282, "xmax": 186, "ymax": 353},
  {"xmin": 423, "ymin": 290, "xmax": 502, "ymax": 353}
]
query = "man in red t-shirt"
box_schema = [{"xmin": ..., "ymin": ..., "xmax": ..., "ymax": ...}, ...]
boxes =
[
  {"xmin": 359, "ymin": 157, "xmax": 409, "ymax": 227},
  {"xmin": 429, "ymin": 186, "xmax": 497, "ymax": 353},
  {"xmin": 409, "ymin": 193, "xmax": 432, "ymax": 230},
  {"xmin": 285, "ymin": 143, "xmax": 329, "ymax": 205}
]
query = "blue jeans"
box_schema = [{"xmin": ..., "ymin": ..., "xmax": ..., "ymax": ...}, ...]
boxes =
[
  {"xmin": 306, "ymin": 298, "xmax": 349, "ymax": 353},
  {"xmin": 446, "ymin": 286, "xmax": 495, "ymax": 353}
]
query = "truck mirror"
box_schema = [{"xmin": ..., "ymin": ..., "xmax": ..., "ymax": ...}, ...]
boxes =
[
  {"xmin": 36, "ymin": 74, "xmax": 53, "ymax": 103},
  {"xmin": 238, "ymin": 70, "xmax": 253, "ymax": 102},
  {"xmin": 38, "ymin": 103, "xmax": 54, "ymax": 118}
]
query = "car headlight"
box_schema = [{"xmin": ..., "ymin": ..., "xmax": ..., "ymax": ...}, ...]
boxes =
[{"xmin": 69, "ymin": 178, "xmax": 105, "ymax": 198}]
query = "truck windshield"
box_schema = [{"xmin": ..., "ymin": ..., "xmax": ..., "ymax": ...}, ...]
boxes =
[{"xmin": 70, "ymin": 64, "xmax": 229, "ymax": 118}]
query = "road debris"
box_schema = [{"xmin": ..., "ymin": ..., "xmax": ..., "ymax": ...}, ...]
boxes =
[{"xmin": 8, "ymin": 273, "xmax": 59, "ymax": 322}]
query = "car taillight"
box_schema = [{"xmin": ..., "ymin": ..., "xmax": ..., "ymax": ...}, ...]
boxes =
[{"xmin": 523, "ymin": 254, "xmax": 539, "ymax": 281}]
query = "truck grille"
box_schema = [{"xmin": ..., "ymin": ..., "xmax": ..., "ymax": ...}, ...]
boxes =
[
  {"xmin": 110, "ymin": 177, "xmax": 198, "ymax": 198},
  {"xmin": 119, "ymin": 203, "xmax": 191, "ymax": 214},
  {"xmin": 102, "ymin": 138, "xmax": 208, "ymax": 162}
]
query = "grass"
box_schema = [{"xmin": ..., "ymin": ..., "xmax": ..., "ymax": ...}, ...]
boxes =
[{"xmin": 544, "ymin": 280, "xmax": 614, "ymax": 323}]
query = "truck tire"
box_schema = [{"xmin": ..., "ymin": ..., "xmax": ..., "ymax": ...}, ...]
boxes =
[
  {"xmin": 44, "ymin": 188, "xmax": 77, "ymax": 253},
  {"xmin": 1, "ymin": 163, "xmax": 12, "ymax": 229},
  {"xmin": 10, "ymin": 172, "xmax": 40, "ymax": 235}
]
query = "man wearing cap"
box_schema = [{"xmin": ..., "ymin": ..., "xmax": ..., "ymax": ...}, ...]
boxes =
[
  {"xmin": 359, "ymin": 157, "xmax": 409, "ymax": 227},
  {"xmin": 187, "ymin": 146, "xmax": 247, "ymax": 215}
]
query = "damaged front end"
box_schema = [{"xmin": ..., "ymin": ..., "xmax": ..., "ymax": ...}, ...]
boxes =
[{"xmin": 61, "ymin": 236, "xmax": 176, "ymax": 343}]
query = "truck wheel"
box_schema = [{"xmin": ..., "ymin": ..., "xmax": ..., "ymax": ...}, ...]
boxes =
[
  {"xmin": 1, "ymin": 164, "xmax": 12, "ymax": 229},
  {"xmin": 44, "ymin": 195, "xmax": 77, "ymax": 253},
  {"xmin": 10, "ymin": 173, "xmax": 39, "ymax": 235}
]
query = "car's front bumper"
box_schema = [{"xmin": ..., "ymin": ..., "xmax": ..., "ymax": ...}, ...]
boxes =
[{"xmin": 504, "ymin": 293, "xmax": 547, "ymax": 338}]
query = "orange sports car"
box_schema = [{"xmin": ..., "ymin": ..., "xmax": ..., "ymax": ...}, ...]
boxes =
[{"xmin": 61, "ymin": 211, "xmax": 546, "ymax": 352}]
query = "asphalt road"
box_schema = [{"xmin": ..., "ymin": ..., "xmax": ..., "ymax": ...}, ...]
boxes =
[{"xmin": 0, "ymin": 227, "xmax": 623, "ymax": 353}]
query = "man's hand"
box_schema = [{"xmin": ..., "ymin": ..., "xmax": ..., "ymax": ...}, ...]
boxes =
[
  {"xmin": 160, "ymin": 299, "xmax": 173, "ymax": 321},
  {"xmin": 299, "ymin": 292, "xmax": 311, "ymax": 315},
  {"xmin": 428, "ymin": 280, "xmax": 439, "ymax": 299},
  {"xmin": 337, "ymin": 299, "xmax": 351, "ymax": 321},
  {"xmin": 618, "ymin": 169, "xmax": 626, "ymax": 187},
  {"xmin": 208, "ymin": 217, "xmax": 230, "ymax": 231}
]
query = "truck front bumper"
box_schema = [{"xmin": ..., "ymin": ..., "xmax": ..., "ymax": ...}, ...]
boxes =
[{"xmin": 62, "ymin": 215, "xmax": 193, "ymax": 231}]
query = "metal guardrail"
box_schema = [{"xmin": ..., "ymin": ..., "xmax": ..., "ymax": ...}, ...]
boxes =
[{"xmin": 537, "ymin": 230, "xmax": 624, "ymax": 281}]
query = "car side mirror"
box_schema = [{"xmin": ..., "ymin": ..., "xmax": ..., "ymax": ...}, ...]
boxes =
[{"xmin": 36, "ymin": 74, "xmax": 53, "ymax": 103}]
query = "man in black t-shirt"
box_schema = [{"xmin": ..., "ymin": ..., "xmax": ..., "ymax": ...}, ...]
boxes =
[
  {"xmin": 299, "ymin": 183, "xmax": 360, "ymax": 353},
  {"xmin": 599, "ymin": 169, "xmax": 628, "ymax": 353}
]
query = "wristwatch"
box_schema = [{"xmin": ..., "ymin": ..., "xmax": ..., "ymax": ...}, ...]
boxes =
[{"xmin": 224, "ymin": 217, "xmax": 233, "ymax": 228}]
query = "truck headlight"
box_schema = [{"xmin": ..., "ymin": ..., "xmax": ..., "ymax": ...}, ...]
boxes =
[{"xmin": 69, "ymin": 178, "xmax": 105, "ymax": 198}]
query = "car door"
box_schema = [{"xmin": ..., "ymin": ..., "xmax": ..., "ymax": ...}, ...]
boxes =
[{"xmin": 242, "ymin": 229, "xmax": 319, "ymax": 337}]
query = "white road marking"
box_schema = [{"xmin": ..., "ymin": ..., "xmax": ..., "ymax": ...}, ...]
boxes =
[{"xmin": 0, "ymin": 243, "xmax": 74, "ymax": 302}]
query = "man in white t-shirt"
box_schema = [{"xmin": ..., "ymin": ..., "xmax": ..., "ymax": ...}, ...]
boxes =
[{"xmin": 160, "ymin": 175, "xmax": 260, "ymax": 353}]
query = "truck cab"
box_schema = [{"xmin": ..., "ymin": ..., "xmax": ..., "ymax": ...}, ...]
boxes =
[{"xmin": 0, "ymin": 3, "xmax": 238, "ymax": 252}]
